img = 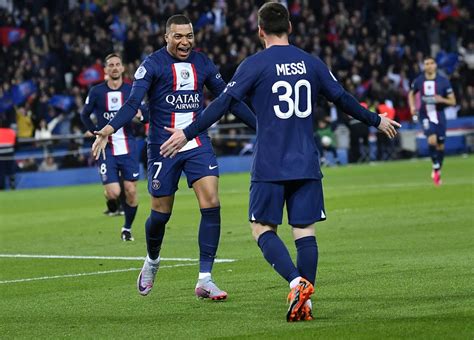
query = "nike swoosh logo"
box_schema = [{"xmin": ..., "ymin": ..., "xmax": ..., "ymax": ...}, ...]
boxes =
[
  {"xmin": 209, "ymin": 165, "xmax": 218, "ymax": 170},
  {"xmin": 133, "ymin": 173, "xmax": 139, "ymax": 177},
  {"xmin": 179, "ymin": 82, "xmax": 190, "ymax": 88}
]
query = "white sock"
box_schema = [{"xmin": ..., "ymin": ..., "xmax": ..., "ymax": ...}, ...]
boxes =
[
  {"xmin": 121, "ymin": 227, "xmax": 131, "ymax": 232},
  {"xmin": 305, "ymin": 299, "xmax": 312, "ymax": 309},
  {"xmin": 146, "ymin": 255, "xmax": 160, "ymax": 264},
  {"xmin": 198, "ymin": 272, "xmax": 211, "ymax": 280},
  {"xmin": 289, "ymin": 276, "xmax": 302, "ymax": 289}
]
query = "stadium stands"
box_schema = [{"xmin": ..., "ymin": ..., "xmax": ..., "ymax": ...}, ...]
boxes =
[{"xmin": 0, "ymin": 0, "xmax": 473, "ymax": 185}]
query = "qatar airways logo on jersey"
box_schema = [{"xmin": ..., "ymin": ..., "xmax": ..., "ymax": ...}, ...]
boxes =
[
  {"xmin": 165, "ymin": 93, "xmax": 201, "ymax": 110},
  {"xmin": 276, "ymin": 61, "xmax": 307, "ymax": 76},
  {"xmin": 103, "ymin": 111, "xmax": 118, "ymax": 120}
]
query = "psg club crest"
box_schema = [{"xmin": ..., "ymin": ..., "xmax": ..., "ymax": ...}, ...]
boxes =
[
  {"xmin": 112, "ymin": 97, "xmax": 118, "ymax": 103},
  {"xmin": 152, "ymin": 180, "xmax": 161, "ymax": 190},
  {"xmin": 181, "ymin": 69, "xmax": 190, "ymax": 79}
]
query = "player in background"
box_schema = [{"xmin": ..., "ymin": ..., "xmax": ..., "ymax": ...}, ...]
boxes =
[
  {"xmin": 92, "ymin": 15, "xmax": 256, "ymax": 300},
  {"xmin": 408, "ymin": 57, "xmax": 456, "ymax": 186},
  {"xmin": 159, "ymin": 3, "xmax": 400, "ymax": 321},
  {"xmin": 81, "ymin": 53, "xmax": 143, "ymax": 241}
]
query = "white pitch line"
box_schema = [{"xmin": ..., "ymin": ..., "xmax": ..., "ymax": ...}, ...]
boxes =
[
  {"xmin": 0, "ymin": 263, "xmax": 197, "ymax": 284},
  {"xmin": 0, "ymin": 254, "xmax": 236, "ymax": 263}
]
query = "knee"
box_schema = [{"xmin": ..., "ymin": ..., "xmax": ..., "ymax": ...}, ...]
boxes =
[
  {"xmin": 251, "ymin": 223, "xmax": 275, "ymax": 242},
  {"xmin": 105, "ymin": 189, "xmax": 120, "ymax": 200},
  {"xmin": 199, "ymin": 195, "xmax": 220, "ymax": 209},
  {"xmin": 149, "ymin": 210, "xmax": 171, "ymax": 226}
]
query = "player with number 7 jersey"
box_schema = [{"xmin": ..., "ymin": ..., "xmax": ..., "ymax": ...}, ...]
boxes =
[{"xmin": 160, "ymin": 2, "xmax": 400, "ymax": 322}]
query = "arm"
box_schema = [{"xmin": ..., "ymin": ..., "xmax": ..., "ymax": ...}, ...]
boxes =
[
  {"xmin": 408, "ymin": 90, "xmax": 417, "ymax": 117},
  {"xmin": 80, "ymin": 91, "xmax": 97, "ymax": 133},
  {"xmin": 334, "ymin": 92, "xmax": 400, "ymax": 138},
  {"xmin": 435, "ymin": 92, "xmax": 456, "ymax": 106},
  {"xmin": 92, "ymin": 61, "xmax": 154, "ymax": 160},
  {"xmin": 334, "ymin": 92, "xmax": 381, "ymax": 127}
]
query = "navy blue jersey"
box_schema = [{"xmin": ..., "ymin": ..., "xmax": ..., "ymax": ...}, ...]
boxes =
[
  {"xmin": 224, "ymin": 45, "xmax": 344, "ymax": 181},
  {"xmin": 131, "ymin": 47, "xmax": 226, "ymax": 151},
  {"xmin": 81, "ymin": 82, "xmax": 136, "ymax": 156},
  {"xmin": 411, "ymin": 74, "xmax": 453, "ymax": 125}
]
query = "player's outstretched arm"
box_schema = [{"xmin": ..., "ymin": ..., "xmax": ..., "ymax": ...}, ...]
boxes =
[{"xmin": 334, "ymin": 91, "xmax": 401, "ymax": 138}]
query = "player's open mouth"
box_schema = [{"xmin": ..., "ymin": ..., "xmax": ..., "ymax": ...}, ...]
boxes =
[{"xmin": 177, "ymin": 47, "xmax": 190, "ymax": 56}]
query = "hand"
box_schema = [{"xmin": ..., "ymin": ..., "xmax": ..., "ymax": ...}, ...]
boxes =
[
  {"xmin": 135, "ymin": 109, "xmax": 143, "ymax": 122},
  {"xmin": 377, "ymin": 113, "xmax": 401, "ymax": 139},
  {"xmin": 160, "ymin": 127, "xmax": 187, "ymax": 158},
  {"xmin": 92, "ymin": 125, "xmax": 114, "ymax": 160},
  {"xmin": 434, "ymin": 95, "xmax": 445, "ymax": 104}
]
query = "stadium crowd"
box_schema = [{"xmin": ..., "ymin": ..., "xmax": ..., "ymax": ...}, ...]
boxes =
[{"xmin": 0, "ymin": 0, "xmax": 473, "ymax": 162}]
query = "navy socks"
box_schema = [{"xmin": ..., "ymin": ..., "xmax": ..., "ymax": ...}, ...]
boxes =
[
  {"xmin": 257, "ymin": 231, "xmax": 300, "ymax": 283},
  {"xmin": 198, "ymin": 206, "xmax": 221, "ymax": 273},
  {"xmin": 295, "ymin": 236, "xmax": 318, "ymax": 285},
  {"xmin": 145, "ymin": 210, "xmax": 171, "ymax": 260},
  {"xmin": 123, "ymin": 202, "xmax": 137, "ymax": 229}
]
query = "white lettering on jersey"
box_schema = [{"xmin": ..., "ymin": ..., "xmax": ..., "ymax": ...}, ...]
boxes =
[
  {"xmin": 85, "ymin": 96, "xmax": 90, "ymax": 105},
  {"xmin": 134, "ymin": 66, "xmax": 147, "ymax": 80},
  {"xmin": 423, "ymin": 80, "xmax": 438, "ymax": 124},
  {"xmin": 106, "ymin": 91, "xmax": 123, "ymax": 112},
  {"xmin": 172, "ymin": 63, "xmax": 197, "ymax": 91},
  {"xmin": 275, "ymin": 61, "xmax": 307, "ymax": 76},
  {"xmin": 165, "ymin": 93, "xmax": 200, "ymax": 110}
]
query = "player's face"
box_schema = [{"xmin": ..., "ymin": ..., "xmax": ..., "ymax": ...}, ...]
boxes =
[
  {"xmin": 165, "ymin": 24, "xmax": 194, "ymax": 60},
  {"xmin": 424, "ymin": 59, "xmax": 437, "ymax": 75},
  {"xmin": 105, "ymin": 57, "xmax": 124, "ymax": 81}
]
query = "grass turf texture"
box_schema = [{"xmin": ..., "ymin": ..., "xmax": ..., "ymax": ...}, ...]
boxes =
[{"xmin": 0, "ymin": 156, "xmax": 473, "ymax": 339}]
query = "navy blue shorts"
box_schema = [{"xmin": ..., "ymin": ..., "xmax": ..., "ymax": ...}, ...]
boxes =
[
  {"xmin": 422, "ymin": 118, "xmax": 446, "ymax": 143},
  {"xmin": 147, "ymin": 144, "xmax": 219, "ymax": 197},
  {"xmin": 97, "ymin": 151, "xmax": 139, "ymax": 185},
  {"xmin": 249, "ymin": 179, "xmax": 326, "ymax": 227}
]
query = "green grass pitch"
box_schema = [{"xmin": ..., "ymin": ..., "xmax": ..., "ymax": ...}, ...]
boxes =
[{"xmin": 1, "ymin": 156, "xmax": 473, "ymax": 339}]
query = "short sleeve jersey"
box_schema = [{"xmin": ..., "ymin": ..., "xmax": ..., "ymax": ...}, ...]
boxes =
[
  {"xmin": 131, "ymin": 47, "xmax": 226, "ymax": 151},
  {"xmin": 411, "ymin": 74, "xmax": 453, "ymax": 125},
  {"xmin": 224, "ymin": 45, "xmax": 344, "ymax": 182}
]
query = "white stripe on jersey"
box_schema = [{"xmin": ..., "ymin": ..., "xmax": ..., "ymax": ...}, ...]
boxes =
[
  {"xmin": 111, "ymin": 128, "xmax": 129, "ymax": 155},
  {"xmin": 105, "ymin": 91, "xmax": 130, "ymax": 155},
  {"xmin": 423, "ymin": 80, "xmax": 439, "ymax": 124},
  {"xmin": 171, "ymin": 111, "xmax": 200, "ymax": 152},
  {"xmin": 172, "ymin": 63, "xmax": 197, "ymax": 91}
]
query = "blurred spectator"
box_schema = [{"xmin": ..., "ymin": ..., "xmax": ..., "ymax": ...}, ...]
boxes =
[
  {"xmin": 38, "ymin": 155, "xmax": 58, "ymax": 172},
  {"xmin": 0, "ymin": 0, "xmax": 472, "ymax": 159}
]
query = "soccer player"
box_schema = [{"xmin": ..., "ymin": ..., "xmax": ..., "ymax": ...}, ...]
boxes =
[
  {"xmin": 160, "ymin": 3, "xmax": 400, "ymax": 321},
  {"xmin": 408, "ymin": 57, "xmax": 456, "ymax": 185},
  {"xmin": 81, "ymin": 53, "xmax": 142, "ymax": 241},
  {"xmin": 91, "ymin": 15, "xmax": 256, "ymax": 300}
]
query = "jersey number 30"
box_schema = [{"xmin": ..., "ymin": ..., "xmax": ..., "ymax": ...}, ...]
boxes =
[{"xmin": 272, "ymin": 79, "xmax": 312, "ymax": 119}]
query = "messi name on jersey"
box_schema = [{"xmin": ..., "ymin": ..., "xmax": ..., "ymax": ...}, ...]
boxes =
[{"xmin": 276, "ymin": 61, "xmax": 307, "ymax": 76}]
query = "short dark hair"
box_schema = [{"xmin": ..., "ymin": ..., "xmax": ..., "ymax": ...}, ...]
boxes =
[
  {"xmin": 423, "ymin": 56, "xmax": 436, "ymax": 63},
  {"xmin": 166, "ymin": 14, "xmax": 192, "ymax": 31},
  {"xmin": 258, "ymin": 2, "xmax": 290, "ymax": 36},
  {"xmin": 104, "ymin": 53, "xmax": 122, "ymax": 65}
]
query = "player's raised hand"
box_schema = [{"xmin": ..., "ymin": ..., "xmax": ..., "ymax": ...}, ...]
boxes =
[
  {"xmin": 160, "ymin": 127, "xmax": 187, "ymax": 158},
  {"xmin": 92, "ymin": 125, "xmax": 115, "ymax": 160},
  {"xmin": 377, "ymin": 113, "xmax": 401, "ymax": 139}
]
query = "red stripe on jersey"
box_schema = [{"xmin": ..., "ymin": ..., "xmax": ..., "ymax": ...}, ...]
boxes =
[
  {"xmin": 196, "ymin": 136, "xmax": 202, "ymax": 146},
  {"xmin": 108, "ymin": 136, "xmax": 114, "ymax": 156},
  {"xmin": 191, "ymin": 64, "xmax": 198, "ymax": 90},
  {"xmin": 171, "ymin": 112, "xmax": 175, "ymax": 128},
  {"xmin": 171, "ymin": 64, "xmax": 177, "ymax": 91}
]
